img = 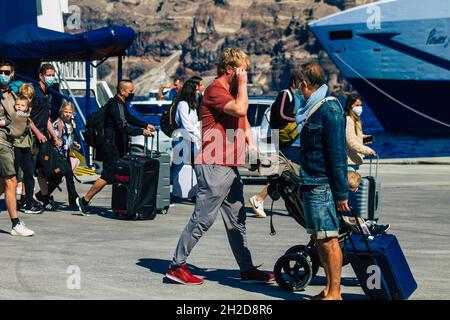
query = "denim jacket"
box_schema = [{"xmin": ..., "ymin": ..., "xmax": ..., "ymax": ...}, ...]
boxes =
[{"xmin": 299, "ymin": 98, "xmax": 348, "ymax": 201}]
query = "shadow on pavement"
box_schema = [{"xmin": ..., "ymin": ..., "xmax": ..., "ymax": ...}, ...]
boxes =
[
  {"xmin": 244, "ymin": 207, "xmax": 288, "ymax": 218},
  {"xmin": 309, "ymin": 275, "xmax": 360, "ymax": 288},
  {"xmin": 136, "ymin": 258, "xmax": 309, "ymax": 300}
]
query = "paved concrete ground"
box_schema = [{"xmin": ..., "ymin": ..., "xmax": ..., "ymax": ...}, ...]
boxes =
[{"xmin": 0, "ymin": 162, "xmax": 449, "ymax": 300}]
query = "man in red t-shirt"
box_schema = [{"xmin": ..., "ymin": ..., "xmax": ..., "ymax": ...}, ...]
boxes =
[{"xmin": 166, "ymin": 48, "xmax": 274, "ymax": 285}]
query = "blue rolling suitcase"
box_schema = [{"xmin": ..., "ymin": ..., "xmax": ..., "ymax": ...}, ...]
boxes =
[{"xmin": 344, "ymin": 233, "xmax": 417, "ymax": 300}]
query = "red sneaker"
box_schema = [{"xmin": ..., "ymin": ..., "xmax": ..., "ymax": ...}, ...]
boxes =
[
  {"xmin": 241, "ymin": 266, "xmax": 275, "ymax": 283},
  {"xmin": 166, "ymin": 264, "xmax": 204, "ymax": 285}
]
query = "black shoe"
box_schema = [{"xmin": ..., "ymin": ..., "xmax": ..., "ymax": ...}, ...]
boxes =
[
  {"xmin": 24, "ymin": 201, "xmax": 44, "ymax": 214},
  {"xmin": 368, "ymin": 223, "xmax": 390, "ymax": 235},
  {"xmin": 75, "ymin": 197, "xmax": 89, "ymax": 216},
  {"xmin": 36, "ymin": 192, "xmax": 59, "ymax": 211},
  {"xmin": 42, "ymin": 199, "xmax": 59, "ymax": 211}
]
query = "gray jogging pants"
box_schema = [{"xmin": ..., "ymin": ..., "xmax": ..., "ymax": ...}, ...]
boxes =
[{"xmin": 170, "ymin": 164, "xmax": 254, "ymax": 272}]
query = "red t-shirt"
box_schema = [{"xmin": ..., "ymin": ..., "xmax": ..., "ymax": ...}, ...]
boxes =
[{"xmin": 197, "ymin": 79, "xmax": 247, "ymax": 166}]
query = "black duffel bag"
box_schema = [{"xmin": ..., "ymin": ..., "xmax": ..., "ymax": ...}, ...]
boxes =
[{"xmin": 37, "ymin": 142, "xmax": 71, "ymax": 181}]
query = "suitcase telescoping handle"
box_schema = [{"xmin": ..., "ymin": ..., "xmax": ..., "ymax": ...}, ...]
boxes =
[
  {"xmin": 143, "ymin": 135, "xmax": 152, "ymax": 157},
  {"xmin": 369, "ymin": 155, "xmax": 379, "ymax": 178},
  {"xmin": 145, "ymin": 127, "xmax": 159, "ymax": 158},
  {"xmin": 156, "ymin": 126, "xmax": 160, "ymax": 152}
]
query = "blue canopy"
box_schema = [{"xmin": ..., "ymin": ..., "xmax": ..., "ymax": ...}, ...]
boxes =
[{"xmin": 0, "ymin": 24, "xmax": 136, "ymax": 61}]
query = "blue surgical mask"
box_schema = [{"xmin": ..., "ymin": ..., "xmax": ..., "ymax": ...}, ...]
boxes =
[
  {"xmin": 44, "ymin": 76, "xmax": 56, "ymax": 87},
  {"xmin": 294, "ymin": 91, "xmax": 306, "ymax": 112},
  {"xmin": 0, "ymin": 74, "xmax": 11, "ymax": 86}
]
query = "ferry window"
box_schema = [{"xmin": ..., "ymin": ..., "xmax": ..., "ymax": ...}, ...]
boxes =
[{"xmin": 329, "ymin": 30, "xmax": 353, "ymax": 40}]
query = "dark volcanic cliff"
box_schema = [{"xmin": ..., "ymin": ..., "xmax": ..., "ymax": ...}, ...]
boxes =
[{"xmin": 70, "ymin": 0, "xmax": 375, "ymax": 96}]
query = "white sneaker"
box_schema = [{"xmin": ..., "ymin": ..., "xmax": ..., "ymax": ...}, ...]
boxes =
[
  {"xmin": 248, "ymin": 196, "xmax": 267, "ymax": 218},
  {"xmin": 11, "ymin": 222, "xmax": 35, "ymax": 237}
]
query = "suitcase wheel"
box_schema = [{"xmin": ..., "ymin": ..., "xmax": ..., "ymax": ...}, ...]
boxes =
[
  {"xmin": 274, "ymin": 253, "xmax": 313, "ymax": 292},
  {"xmin": 284, "ymin": 245, "xmax": 320, "ymax": 277}
]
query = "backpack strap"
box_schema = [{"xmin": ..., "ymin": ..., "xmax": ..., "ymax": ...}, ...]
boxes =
[
  {"xmin": 304, "ymin": 97, "xmax": 339, "ymax": 124},
  {"xmin": 279, "ymin": 90, "xmax": 295, "ymax": 122},
  {"xmin": 0, "ymin": 91, "xmax": 16, "ymax": 117},
  {"xmin": 282, "ymin": 89, "xmax": 293, "ymax": 102}
]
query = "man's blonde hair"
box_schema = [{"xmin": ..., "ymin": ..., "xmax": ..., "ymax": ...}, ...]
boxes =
[
  {"xmin": 348, "ymin": 171, "xmax": 362, "ymax": 191},
  {"xmin": 19, "ymin": 83, "xmax": 35, "ymax": 101},
  {"xmin": 217, "ymin": 48, "xmax": 250, "ymax": 77}
]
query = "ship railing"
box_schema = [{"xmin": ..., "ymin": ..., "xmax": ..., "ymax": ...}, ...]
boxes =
[{"xmin": 52, "ymin": 61, "xmax": 96, "ymax": 81}]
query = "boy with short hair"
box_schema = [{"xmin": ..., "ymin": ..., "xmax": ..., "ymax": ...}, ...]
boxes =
[{"xmin": 343, "ymin": 171, "xmax": 390, "ymax": 234}]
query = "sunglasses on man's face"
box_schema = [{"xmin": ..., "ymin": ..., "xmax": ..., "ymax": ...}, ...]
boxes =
[{"xmin": 0, "ymin": 70, "xmax": 12, "ymax": 76}]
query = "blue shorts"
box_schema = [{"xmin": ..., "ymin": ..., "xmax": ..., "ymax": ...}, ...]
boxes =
[{"xmin": 301, "ymin": 184, "xmax": 340, "ymax": 239}]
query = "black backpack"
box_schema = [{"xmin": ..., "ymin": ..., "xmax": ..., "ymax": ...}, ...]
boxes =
[
  {"xmin": 269, "ymin": 89, "xmax": 295, "ymax": 129},
  {"xmin": 159, "ymin": 101, "xmax": 178, "ymax": 137},
  {"xmin": 37, "ymin": 142, "xmax": 71, "ymax": 181},
  {"xmin": 84, "ymin": 99, "xmax": 112, "ymax": 148}
]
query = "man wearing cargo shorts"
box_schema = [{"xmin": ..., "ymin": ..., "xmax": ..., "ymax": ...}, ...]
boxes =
[
  {"xmin": 166, "ymin": 48, "xmax": 274, "ymax": 285},
  {"xmin": 0, "ymin": 60, "xmax": 34, "ymax": 236},
  {"xmin": 296, "ymin": 63, "xmax": 350, "ymax": 300}
]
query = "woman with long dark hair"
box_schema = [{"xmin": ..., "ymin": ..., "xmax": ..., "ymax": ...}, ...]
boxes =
[
  {"xmin": 344, "ymin": 94, "xmax": 377, "ymax": 171},
  {"xmin": 170, "ymin": 76, "xmax": 204, "ymax": 200}
]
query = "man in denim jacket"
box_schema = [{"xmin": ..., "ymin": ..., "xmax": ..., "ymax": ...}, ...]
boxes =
[{"xmin": 296, "ymin": 63, "xmax": 349, "ymax": 300}]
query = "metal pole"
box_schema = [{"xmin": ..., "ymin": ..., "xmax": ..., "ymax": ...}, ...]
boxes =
[
  {"xmin": 118, "ymin": 55, "xmax": 123, "ymax": 82},
  {"xmin": 85, "ymin": 59, "xmax": 92, "ymax": 167},
  {"xmin": 85, "ymin": 59, "xmax": 91, "ymax": 117}
]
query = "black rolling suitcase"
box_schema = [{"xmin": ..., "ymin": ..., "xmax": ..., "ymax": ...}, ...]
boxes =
[
  {"xmin": 355, "ymin": 157, "xmax": 381, "ymax": 221},
  {"xmin": 112, "ymin": 137, "xmax": 159, "ymax": 220}
]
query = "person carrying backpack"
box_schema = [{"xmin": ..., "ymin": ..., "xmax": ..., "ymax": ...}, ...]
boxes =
[
  {"xmin": 30, "ymin": 64, "xmax": 64, "ymax": 211},
  {"xmin": 51, "ymin": 101, "xmax": 82, "ymax": 208},
  {"xmin": 76, "ymin": 79, "xmax": 155, "ymax": 216},
  {"xmin": 249, "ymin": 72, "xmax": 304, "ymax": 218},
  {"xmin": 169, "ymin": 76, "xmax": 204, "ymax": 184}
]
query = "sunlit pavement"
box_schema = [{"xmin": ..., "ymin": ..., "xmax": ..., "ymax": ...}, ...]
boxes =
[{"xmin": 0, "ymin": 161, "xmax": 449, "ymax": 300}]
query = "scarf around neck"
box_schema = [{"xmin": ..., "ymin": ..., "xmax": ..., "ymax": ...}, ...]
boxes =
[{"xmin": 295, "ymin": 84, "xmax": 328, "ymax": 134}]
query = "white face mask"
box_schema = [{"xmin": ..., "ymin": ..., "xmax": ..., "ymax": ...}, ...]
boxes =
[{"xmin": 353, "ymin": 106, "xmax": 363, "ymax": 117}]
